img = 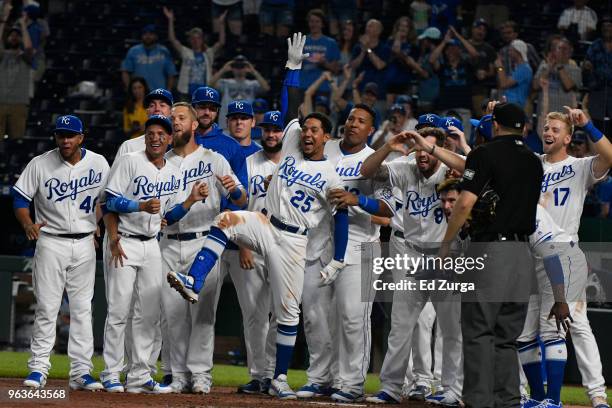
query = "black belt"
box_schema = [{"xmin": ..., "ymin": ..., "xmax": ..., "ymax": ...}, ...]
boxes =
[
  {"xmin": 54, "ymin": 232, "xmax": 92, "ymax": 240},
  {"xmin": 119, "ymin": 232, "xmax": 156, "ymax": 241},
  {"xmin": 406, "ymin": 242, "xmax": 440, "ymax": 256},
  {"xmin": 472, "ymin": 232, "xmax": 529, "ymax": 242},
  {"xmin": 270, "ymin": 215, "xmax": 308, "ymax": 236},
  {"xmin": 393, "ymin": 230, "xmax": 404, "ymax": 239},
  {"xmin": 163, "ymin": 231, "xmax": 209, "ymax": 241}
]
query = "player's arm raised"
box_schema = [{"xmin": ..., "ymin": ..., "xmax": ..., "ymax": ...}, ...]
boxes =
[
  {"xmin": 282, "ymin": 32, "xmax": 309, "ymax": 126},
  {"xmin": 564, "ymin": 106, "xmax": 612, "ymax": 178},
  {"xmin": 360, "ymin": 132, "xmax": 411, "ymax": 179},
  {"xmin": 406, "ymin": 130, "xmax": 466, "ymax": 173}
]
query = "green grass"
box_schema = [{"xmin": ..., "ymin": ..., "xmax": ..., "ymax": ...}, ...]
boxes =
[{"xmin": 0, "ymin": 351, "xmax": 607, "ymax": 405}]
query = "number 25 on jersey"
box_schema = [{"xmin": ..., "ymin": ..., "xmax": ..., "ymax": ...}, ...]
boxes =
[{"xmin": 290, "ymin": 190, "xmax": 314, "ymax": 212}]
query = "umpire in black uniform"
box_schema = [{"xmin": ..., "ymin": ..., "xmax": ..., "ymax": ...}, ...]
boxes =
[{"xmin": 438, "ymin": 102, "xmax": 543, "ymax": 408}]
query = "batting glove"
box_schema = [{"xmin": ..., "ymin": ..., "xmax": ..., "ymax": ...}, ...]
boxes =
[
  {"xmin": 286, "ymin": 32, "xmax": 309, "ymax": 70},
  {"xmin": 319, "ymin": 259, "xmax": 345, "ymax": 287}
]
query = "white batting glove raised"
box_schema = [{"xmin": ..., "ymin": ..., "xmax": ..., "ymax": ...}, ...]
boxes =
[
  {"xmin": 319, "ymin": 259, "xmax": 345, "ymax": 287},
  {"xmin": 286, "ymin": 32, "xmax": 309, "ymax": 70}
]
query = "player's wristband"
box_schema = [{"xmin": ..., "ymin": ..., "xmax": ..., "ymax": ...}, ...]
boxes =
[
  {"xmin": 283, "ymin": 69, "xmax": 300, "ymax": 88},
  {"xmin": 165, "ymin": 204, "xmax": 189, "ymax": 225},
  {"xmin": 583, "ymin": 121, "xmax": 604, "ymax": 143},
  {"xmin": 358, "ymin": 195, "xmax": 380, "ymax": 215},
  {"xmin": 229, "ymin": 188, "xmax": 242, "ymax": 200},
  {"xmin": 106, "ymin": 195, "xmax": 139, "ymax": 213}
]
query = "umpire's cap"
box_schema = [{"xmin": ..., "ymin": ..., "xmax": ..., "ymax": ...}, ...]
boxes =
[
  {"xmin": 145, "ymin": 88, "xmax": 174, "ymax": 107},
  {"xmin": 492, "ymin": 102, "xmax": 526, "ymax": 131},
  {"xmin": 192, "ymin": 86, "xmax": 221, "ymax": 107},
  {"xmin": 145, "ymin": 114, "xmax": 173, "ymax": 134},
  {"xmin": 54, "ymin": 115, "xmax": 83, "ymax": 134}
]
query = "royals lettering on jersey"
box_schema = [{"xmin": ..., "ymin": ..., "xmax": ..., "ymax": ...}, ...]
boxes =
[
  {"xmin": 246, "ymin": 150, "xmax": 277, "ymax": 213},
  {"xmin": 387, "ymin": 159, "xmax": 448, "ymax": 246},
  {"xmin": 103, "ymin": 150, "xmax": 181, "ymax": 237},
  {"xmin": 324, "ymin": 139, "xmax": 393, "ymax": 264},
  {"xmin": 14, "ymin": 149, "xmax": 110, "ymax": 234},
  {"xmin": 265, "ymin": 119, "xmax": 344, "ymax": 230},
  {"xmin": 539, "ymin": 154, "xmax": 608, "ymax": 242},
  {"xmin": 164, "ymin": 146, "xmax": 241, "ymax": 234}
]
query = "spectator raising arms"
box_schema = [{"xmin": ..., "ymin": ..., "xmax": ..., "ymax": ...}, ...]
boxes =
[
  {"xmin": 163, "ymin": 7, "xmax": 226, "ymax": 100},
  {"xmin": 415, "ymin": 27, "xmax": 442, "ymax": 112},
  {"xmin": 0, "ymin": 3, "xmax": 33, "ymax": 140},
  {"xmin": 210, "ymin": 55, "xmax": 271, "ymax": 129},
  {"xmin": 123, "ymin": 77, "xmax": 149, "ymax": 139},
  {"xmin": 384, "ymin": 16, "xmax": 418, "ymax": 106},
  {"xmin": 121, "ymin": 24, "xmax": 177, "ymax": 91},
  {"xmin": 469, "ymin": 18, "xmax": 496, "ymax": 116},
  {"xmin": 302, "ymin": 9, "xmax": 341, "ymax": 93}
]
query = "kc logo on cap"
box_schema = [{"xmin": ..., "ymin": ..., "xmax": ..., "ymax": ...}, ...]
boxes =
[
  {"xmin": 270, "ymin": 112, "xmax": 279, "ymax": 122},
  {"xmin": 226, "ymin": 100, "xmax": 254, "ymax": 117},
  {"xmin": 55, "ymin": 115, "xmax": 83, "ymax": 134},
  {"xmin": 235, "ymin": 101, "xmax": 244, "ymax": 110}
]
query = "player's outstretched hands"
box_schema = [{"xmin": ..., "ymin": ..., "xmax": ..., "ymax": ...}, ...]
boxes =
[
  {"xmin": 286, "ymin": 32, "xmax": 309, "ymax": 70},
  {"xmin": 384, "ymin": 131, "xmax": 412, "ymax": 155},
  {"xmin": 549, "ymin": 301, "xmax": 573, "ymax": 333},
  {"xmin": 564, "ymin": 106, "xmax": 589, "ymax": 127},
  {"xmin": 109, "ymin": 235, "xmax": 128, "ymax": 268},
  {"xmin": 24, "ymin": 220, "xmax": 47, "ymax": 241},
  {"xmin": 328, "ymin": 188, "xmax": 358, "ymax": 209},
  {"xmin": 217, "ymin": 175, "xmax": 237, "ymax": 194},
  {"xmin": 239, "ymin": 247, "xmax": 255, "ymax": 270},
  {"xmin": 189, "ymin": 181, "xmax": 209, "ymax": 202},
  {"xmin": 319, "ymin": 259, "xmax": 345, "ymax": 287},
  {"xmin": 140, "ymin": 198, "xmax": 160, "ymax": 214}
]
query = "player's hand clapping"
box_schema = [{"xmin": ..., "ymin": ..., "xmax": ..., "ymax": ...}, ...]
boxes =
[
  {"xmin": 109, "ymin": 235, "xmax": 128, "ymax": 268},
  {"xmin": 139, "ymin": 198, "xmax": 161, "ymax": 214},
  {"xmin": 23, "ymin": 220, "xmax": 47, "ymax": 241},
  {"xmin": 286, "ymin": 32, "xmax": 309, "ymax": 70}
]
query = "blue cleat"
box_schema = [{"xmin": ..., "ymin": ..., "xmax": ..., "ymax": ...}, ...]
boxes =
[
  {"xmin": 23, "ymin": 371, "xmax": 46, "ymax": 389},
  {"xmin": 366, "ymin": 390, "xmax": 401, "ymax": 404},
  {"xmin": 69, "ymin": 374, "xmax": 103, "ymax": 391},
  {"xmin": 167, "ymin": 271, "xmax": 199, "ymax": 303}
]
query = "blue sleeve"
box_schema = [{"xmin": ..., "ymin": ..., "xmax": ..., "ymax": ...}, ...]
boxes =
[
  {"xmin": 11, "ymin": 187, "xmax": 30, "ymax": 209},
  {"xmin": 231, "ymin": 147, "xmax": 248, "ymax": 189},
  {"xmin": 282, "ymin": 68, "xmax": 301, "ymax": 125},
  {"xmin": 543, "ymin": 254, "xmax": 565, "ymax": 286},
  {"xmin": 106, "ymin": 193, "xmax": 140, "ymax": 213},
  {"xmin": 333, "ymin": 209, "xmax": 349, "ymax": 262},
  {"xmin": 164, "ymin": 204, "xmax": 189, "ymax": 225},
  {"xmin": 327, "ymin": 38, "xmax": 340, "ymax": 62},
  {"xmin": 121, "ymin": 47, "xmax": 136, "ymax": 72},
  {"xmin": 512, "ymin": 65, "xmax": 531, "ymax": 84}
]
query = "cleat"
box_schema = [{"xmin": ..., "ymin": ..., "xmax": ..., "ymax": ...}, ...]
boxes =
[
  {"xmin": 366, "ymin": 390, "xmax": 401, "ymax": 404},
  {"xmin": 103, "ymin": 379, "xmax": 124, "ymax": 393},
  {"xmin": 408, "ymin": 384, "xmax": 432, "ymax": 401},
  {"xmin": 593, "ymin": 396, "xmax": 610, "ymax": 408},
  {"xmin": 23, "ymin": 371, "xmax": 46, "ymax": 388},
  {"xmin": 331, "ymin": 389, "xmax": 365, "ymax": 403},
  {"xmin": 161, "ymin": 374, "xmax": 172, "ymax": 386},
  {"xmin": 169, "ymin": 377, "xmax": 190, "ymax": 393},
  {"xmin": 237, "ymin": 379, "xmax": 261, "ymax": 394},
  {"xmin": 261, "ymin": 378, "xmax": 272, "ymax": 395},
  {"xmin": 191, "ymin": 375, "xmax": 211, "ymax": 394},
  {"xmin": 167, "ymin": 271, "xmax": 199, "ymax": 303},
  {"xmin": 69, "ymin": 374, "xmax": 103, "ymax": 391},
  {"xmin": 296, "ymin": 383, "xmax": 329, "ymax": 398},
  {"xmin": 269, "ymin": 374, "xmax": 297, "ymax": 400},
  {"xmin": 126, "ymin": 379, "xmax": 172, "ymax": 394},
  {"xmin": 536, "ymin": 399, "xmax": 562, "ymax": 408}
]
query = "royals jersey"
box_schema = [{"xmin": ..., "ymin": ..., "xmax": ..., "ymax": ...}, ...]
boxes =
[
  {"xmin": 265, "ymin": 119, "xmax": 345, "ymax": 229},
  {"xmin": 104, "ymin": 150, "xmax": 181, "ymax": 237},
  {"xmin": 246, "ymin": 150, "xmax": 277, "ymax": 213},
  {"xmin": 164, "ymin": 146, "xmax": 241, "ymax": 234},
  {"xmin": 325, "ymin": 139, "xmax": 393, "ymax": 264},
  {"xmin": 387, "ymin": 154, "xmax": 415, "ymax": 233},
  {"xmin": 387, "ymin": 160, "xmax": 449, "ymax": 247},
  {"xmin": 530, "ymin": 204, "xmax": 573, "ymax": 256},
  {"xmin": 14, "ymin": 148, "xmax": 110, "ymax": 235},
  {"xmin": 116, "ymin": 135, "xmax": 145, "ymax": 157},
  {"xmin": 539, "ymin": 154, "xmax": 608, "ymax": 242}
]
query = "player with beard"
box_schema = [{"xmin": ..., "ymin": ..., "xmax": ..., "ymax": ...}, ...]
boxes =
[
  {"xmin": 161, "ymin": 102, "xmax": 246, "ymax": 394},
  {"xmin": 235, "ymin": 110, "xmax": 285, "ymax": 394},
  {"xmin": 191, "ymin": 86, "xmax": 248, "ymax": 203}
]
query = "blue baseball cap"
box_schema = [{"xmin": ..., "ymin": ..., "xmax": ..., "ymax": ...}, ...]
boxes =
[
  {"xmin": 145, "ymin": 88, "xmax": 173, "ymax": 107},
  {"xmin": 145, "ymin": 114, "xmax": 173, "ymax": 134},
  {"xmin": 416, "ymin": 113, "xmax": 442, "ymax": 129},
  {"xmin": 252, "ymin": 98, "xmax": 269, "ymax": 113},
  {"xmin": 54, "ymin": 115, "xmax": 83, "ymax": 134},
  {"xmin": 441, "ymin": 116, "xmax": 464, "ymax": 133},
  {"xmin": 259, "ymin": 110, "xmax": 283, "ymax": 128},
  {"xmin": 446, "ymin": 38, "xmax": 462, "ymax": 47},
  {"xmin": 191, "ymin": 86, "xmax": 221, "ymax": 107},
  {"xmin": 473, "ymin": 114, "xmax": 493, "ymax": 141},
  {"xmin": 142, "ymin": 24, "xmax": 157, "ymax": 34},
  {"xmin": 227, "ymin": 100, "xmax": 254, "ymax": 117}
]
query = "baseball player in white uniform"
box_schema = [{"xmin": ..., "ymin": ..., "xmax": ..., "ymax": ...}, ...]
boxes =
[
  {"xmin": 100, "ymin": 115, "xmax": 207, "ymax": 394},
  {"xmin": 233, "ymin": 110, "xmax": 285, "ymax": 394},
  {"xmin": 160, "ymin": 103, "xmax": 246, "ymax": 394},
  {"xmin": 297, "ymin": 104, "xmax": 394, "ymax": 403},
  {"xmin": 16, "ymin": 115, "xmax": 109, "ymax": 391},
  {"xmin": 112, "ymin": 87, "xmax": 174, "ymax": 385},
  {"xmin": 520, "ymin": 108, "xmax": 612, "ymax": 408},
  {"xmin": 361, "ymin": 128, "xmax": 466, "ymax": 405},
  {"xmin": 518, "ymin": 204, "xmax": 586, "ymax": 408}
]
